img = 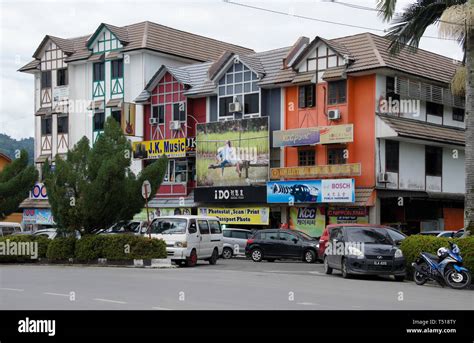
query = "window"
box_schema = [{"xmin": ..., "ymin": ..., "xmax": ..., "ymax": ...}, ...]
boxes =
[
  {"xmin": 93, "ymin": 62, "xmax": 105, "ymax": 82},
  {"xmin": 453, "ymin": 108, "xmax": 465, "ymax": 122},
  {"xmin": 152, "ymin": 105, "xmax": 165, "ymax": 124},
  {"xmin": 93, "ymin": 112, "xmax": 105, "ymax": 131},
  {"xmin": 298, "ymin": 149, "xmax": 316, "ymax": 166},
  {"xmin": 41, "ymin": 71, "xmax": 52, "ymax": 88},
  {"xmin": 209, "ymin": 221, "xmax": 221, "ymax": 234},
  {"xmin": 164, "ymin": 159, "xmax": 187, "ymax": 183},
  {"xmin": 173, "ymin": 102, "xmax": 186, "ymax": 121},
  {"xmin": 111, "ymin": 59, "xmax": 123, "ymax": 79},
  {"xmin": 57, "ymin": 116, "xmax": 68, "ymax": 134},
  {"xmin": 219, "ymin": 96, "xmax": 233, "ymax": 118},
  {"xmin": 328, "ymin": 80, "xmax": 347, "ymax": 105},
  {"xmin": 298, "ymin": 84, "xmax": 316, "ymax": 108},
  {"xmin": 57, "ymin": 68, "xmax": 68, "ymax": 86},
  {"xmin": 426, "ymin": 146, "xmax": 442, "ymax": 177},
  {"xmin": 231, "ymin": 230, "xmax": 248, "ymax": 239},
  {"xmin": 244, "ymin": 93, "xmax": 259, "ymax": 114},
  {"xmin": 327, "ymin": 146, "xmax": 347, "ymax": 165},
  {"xmin": 41, "ymin": 116, "xmax": 52, "ymax": 135},
  {"xmin": 260, "ymin": 231, "xmax": 278, "ymax": 240},
  {"xmin": 223, "ymin": 230, "xmax": 231, "ymax": 238},
  {"xmin": 426, "ymin": 101, "xmax": 443, "ymax": 117},
  {"xmin": 386, "ymin": 76, "xmax": 400, "ymax": 102},
  {"xmin": 188, "ymin": 220, "xmax": 197, "ymax": 234},
  {"xmin": 279, "ymin": 232, "xmax": 297, "ymax": 242},
  {"xmin": 198, "ymin": 220, "xmax": 210, "ymax": 235},
  {"xmin": 385, "ymin": 140, "xmax": 399, "ymax": 173},
  {"xmin": 111, "ymin": 110, "xmax": 121, "ymax": 124}
]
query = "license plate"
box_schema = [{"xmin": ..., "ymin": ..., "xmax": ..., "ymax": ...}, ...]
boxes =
[{"xmin": 373, "ymin": 261, "xmax": 388, "ymax": 265}]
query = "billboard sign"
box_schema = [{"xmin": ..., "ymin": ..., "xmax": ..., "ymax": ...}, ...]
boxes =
[
  {"xmin": 132, "ymin": 138, "xmax": 187, "ymax": 159},
  {"xmin": 289, "ymin": 207, "xmax": 326, "ymax": 237},
  {"xmin": 196, "ymin": 117, "xmax": 269, "ymax": 187},
  {"xmin": 267, "ymin": 179, "xmax": 355, "ymax": 204},
  {"xmin": 270, "ymin": 163, "xmax": 361, "ymax": 179},
  {"xmin": 194, "ymin": 186, "xmax": 267, "ymax": 203},
  {"xmin": 273, "ymin": 124, "xmax": 353, "ymax": 148},
  {"xmin": 198, "ymin": 207, "xmax": 270, "ymax": 225}
]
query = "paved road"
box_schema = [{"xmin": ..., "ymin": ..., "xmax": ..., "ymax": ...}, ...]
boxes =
[{"xmin": 0, "ymin": 259, "xmax": 473, "ymax": 310}]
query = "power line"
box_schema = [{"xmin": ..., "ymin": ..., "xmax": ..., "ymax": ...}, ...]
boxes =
[{"xmin": 223, "ymin": 0, "xmax": 461, "ymax": 41}]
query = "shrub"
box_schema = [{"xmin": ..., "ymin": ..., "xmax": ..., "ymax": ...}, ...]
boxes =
[
  {"xmin": 101, "ymin": 234, "xmax": 167, "ymax": 260},
  {"xmin": 46, "ymin": 237, "xmax": 76, "ymax": 260},
  {"xmin": 0, "ymin": 235, "xmax": 49, "ymax": 262},
  {"xmin": 401, "ymin": 235, "xmax": 474, "ymax": 276},
  {"xmin": 75, "ymin": 235, "xmax": 107, "ymax": 261},
  {"xmin": 130, "ymin": 237, "xmax": 166, "ymax": 260}
]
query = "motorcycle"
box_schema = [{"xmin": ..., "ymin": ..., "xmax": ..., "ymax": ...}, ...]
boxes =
[{"xmin": 412, "ymin": 241, "xmax": 471, "ymax": 289}]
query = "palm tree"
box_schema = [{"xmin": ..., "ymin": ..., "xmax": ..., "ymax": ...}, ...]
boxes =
[{"xmin": 377, "ymin": 0, "xmax": 473, "ymax": 235}]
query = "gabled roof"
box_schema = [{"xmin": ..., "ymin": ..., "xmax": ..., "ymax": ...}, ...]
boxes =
[
  {"xmin": 86, "ymin": 23, "xmax": 130, "ymax": 48},
  {"xmin": 32, "ymin": 35, "xmax": 76, "ymax": 59}
]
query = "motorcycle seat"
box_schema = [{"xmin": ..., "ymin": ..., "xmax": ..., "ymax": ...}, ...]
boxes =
[{"xmin": 422, "ymin": 252, "xmax": 441, "ymax": 262}]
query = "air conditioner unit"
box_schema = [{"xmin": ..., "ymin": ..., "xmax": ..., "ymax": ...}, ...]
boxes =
[
  {"xmin": 229, "ymin": 102, "xmax": 242, "ymax": 113},
  {"xmin": 377, "ymin": 172, "xmax": 390, "ymax": 183},
  {"xmin": 169, "ymin": 120, "xmax": 181, "ymax": 130},
  {"xmin": 149, "ymin": 117, "xmax": 158, "ymax": 125},
  {"xmin": 328, "ymin": 109, "xmax": 341, "ymax": 120}
]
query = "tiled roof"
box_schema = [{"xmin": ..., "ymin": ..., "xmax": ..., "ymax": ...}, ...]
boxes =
[
  {"xmin": 18, "ymin": 59, "xmax": 40, "ymax": 72},
  {"xmin": 378, "ymin": 114, "xmax": 465, "ymax": 146}
]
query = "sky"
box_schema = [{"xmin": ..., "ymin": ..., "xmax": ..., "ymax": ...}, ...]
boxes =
[{"xmin": 0, "ymin": 0, "xmax": 464, "ymax": 139}]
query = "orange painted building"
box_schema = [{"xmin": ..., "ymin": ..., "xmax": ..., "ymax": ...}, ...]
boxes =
[{"xmin": 0, "ymin": 152, "xmax": 12, "ymax": 172}]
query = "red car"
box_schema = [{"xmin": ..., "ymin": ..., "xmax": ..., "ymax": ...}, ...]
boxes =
[{"xmin": 317, "ymin": 224, "xmax": 403, "ymax": 260}]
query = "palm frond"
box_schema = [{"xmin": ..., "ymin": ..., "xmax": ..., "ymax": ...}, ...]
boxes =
[
  {"xmin": 439, "ymin": 4, "xmax": 468, "ymax": 42},
  {"xmin": 451, "ymin": 66, "xmax": 466, "ymax": 96},
  {"xmin": 377, "ymin": 0, "xmax": 398, "ymax": 21}
]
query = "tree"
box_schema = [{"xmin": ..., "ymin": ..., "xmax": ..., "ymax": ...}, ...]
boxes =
[
  {"xmin": 43, "ymin": 117, "xmax": 168, "ymax": 233},
  {"xmin": 0, "ymin": 150, "xmax": 37, "ymax": 219},
  {"xmin": 377, "ymin": 0, "xmax": 473, "ymax": 235}
]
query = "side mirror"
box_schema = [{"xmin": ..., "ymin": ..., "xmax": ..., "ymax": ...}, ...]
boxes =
[{"xmin": 292, "ymin": 238, "xmax": 299, "ymax": 244}]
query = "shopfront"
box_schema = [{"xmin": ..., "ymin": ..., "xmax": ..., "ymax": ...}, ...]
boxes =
[{"xmin": 19, "ymin": 183, "xmax": 55, "ymax": 230}]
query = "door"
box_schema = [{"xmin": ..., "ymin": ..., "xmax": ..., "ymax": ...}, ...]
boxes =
[
  {"xmin": 231, "ymin": 230, "xmax": 250, "ymax": 255},
  {"xmin": 278, "ymin": 231, "xmax": 302, "ymax": 258},
  {"xmin": 260, "ymin": 230, "xmax": 279, "ymax": 257},
  {"xmin": 187, "ymin": 219, "xmax": 201, "ymax": 255},
  {"xmin": 197, "ymin": 220, "xmax": 211, "ymax": 258},
  {"xmin": 208, "ymin": 220, "xmax": 223, "ymax": 255},
  {"xmin": 327, "ymin": 227, "xmax": 343, "ymax": 267}
]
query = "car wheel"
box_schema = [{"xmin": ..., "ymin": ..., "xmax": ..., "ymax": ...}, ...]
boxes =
[
  {"xmin": 209, "ymin": 248, "xmax": 218, "ymax": 265},
  {"xmin": 186, "ymin": 249, "xmax": 198, "ymax": 267},
  {"xmin": 324, "ymin": 255, "xmax": 333, "ymax": 275},
  {"xmin": 222, "ymin": 247, "xmax": 233, "ymax": 259},
  {"xmin": 394, "ymin": 275, "xmax": 405, "ymax": 282},
  {"xmin": 251, "ymin": 248, "xmax": 263, "ymax": 262},
  {"xmin": 341, "ymin": 258, "xmax": 351, "ymax": 279},
  {"xmin": 304, "ymin": 250, "xmax": 316, "ymax": 263}
]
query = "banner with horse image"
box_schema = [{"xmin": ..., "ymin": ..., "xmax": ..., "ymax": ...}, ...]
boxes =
[{"xmin": 196, "ymin": 117, "xmax": 269, "ymax": 187}]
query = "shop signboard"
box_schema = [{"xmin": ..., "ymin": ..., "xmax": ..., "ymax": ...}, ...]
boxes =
[
  {"xmin": 194, "ymin": 186, "xmax": 267, "ymax": 203},
  {"xmin": 196, "ymin": 117, "xmax": 269, "ymax": 187},
  {"xmin": 133, "ymin": 207, "xmax": 192, "ymax": 221},
  {"xmin": 30, "ymin": 183, "xmax": 48, "ymax": 200},
  {"xmin": 198, "ymin": 207, "xmax": 270, "ymax": 225},
  {"xmin": 267, "ymin": 179, "xmax": 355, "ymax": 204},
  {"xmin": 132, "ymin": 138, "xmax": 187, "ymax": 159},
  {"xmin": 270, "ymin": 163, "xmax": 361, "ymax": 179},
  {"xmin": 289, "ymin": 207, "xmax": 326, "ymax": 237},
  {"xmin": 273, "ymin": 124, "xmax": 353, "ymax": 148},
  {"xmin": 328, "ymin": 207, "xmax": 369, "ymax": 224},
  {"xmin": 22, "ymin": 209, "xmax": 54, "ymax": 225}
]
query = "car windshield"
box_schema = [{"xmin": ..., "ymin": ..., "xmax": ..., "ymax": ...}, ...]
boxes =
[
  {"xmin": 345, "ymin": 228, "xmax": 393, "ymax": 245},
  {"xmin": 151, "ymin": 219, "xmax": 187, "ymax": 234}
]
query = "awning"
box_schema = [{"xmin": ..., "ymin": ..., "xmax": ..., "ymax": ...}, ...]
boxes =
[
  {"xmin": 35, "ymin": 154, "xmax": 51, "ymax": 163},
  {"xmin": 105, "ymin": 51, "xmax": 122, "ymax": 60},
  {"xmin": 88, "ymin": 53, "xmax": 104, "ymax": 62},
  {"xmin": 333, "ymin": 188, "xmax": 376, "ymax": 207},
  {"xmin": 322, "ymin": 66, "xmax": 346, "ymax": 81},
  {"xmin": 148, "ymin": 192, "xmax": 196, "ymax": 208},
  {"xmin": 35, "ymin": 107, "xmax": 52, "ymax": 116},
  {"xmin": 376, "ymin": 189, "xmax": 464, "ymax": 202},
  {"xmin": 87, "ymin": 100, "xmax": 105, "ymax": 111},
  {"xmin": 106, "ymin": 98, "xmax": 123, "ymax": 108},
  {"xmin": 19, "ymin": 198, "xmax": 51, "ymax": 209},
  {"xmin": 291, "ymin": 71, "xmax": 316, "ymax": 85},
  {"xmin": 52, "ymin": 103, "xmax": 68, "ymax": 114}
]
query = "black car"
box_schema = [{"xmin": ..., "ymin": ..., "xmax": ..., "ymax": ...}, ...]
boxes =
[
  {"xmin": 245, "ymin": 229, "xmax": 319, "ymax": 263},
  {"xmin": 323, "ymin": 226, "xmax": 406, "ymax": 281}
]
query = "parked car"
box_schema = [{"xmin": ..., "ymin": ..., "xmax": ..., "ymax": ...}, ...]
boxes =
[
  {"xmin": 97, "ymin": 220, "xmax": 147, "ymax": 235},
  {"xmin": 436, "ymin": 231, "xmax": 457, "ymax": 238},
  {"xmin": 323, "ymin": 225, "xmax": 406, "ymax": 281},
  {"xmin": 149, "ymin": 215, "xmax": 223, "ymax": 267},
  {"xmin": 245, "ymin": 229, "xmax": 319, "ymax": 263},
  {"xmin": 222, "ymin": 228, "xmax": 253, "ymax": 259},
  {"xmin": 319, "ymin": 224, "xmax": 405, "ymax": 260},
  {"xmin": 33, "ymin": 228, "xmax": 81, "ymax": 240},
  {"xmin": 453, "ymin": 229, "xmax": 466, "ymax": 238},
  {"xmin": 0, "ymin": 222, "xmax": 23, "ymax": 237},
  {"xmin": 418, "ymin": 231, "xmax": 445, "ymax": 236}
]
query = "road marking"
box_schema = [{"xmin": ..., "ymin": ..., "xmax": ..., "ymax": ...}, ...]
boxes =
[
  {"xmin": 152, "ymin": 306, "xmax": 172, "ymax": 310},
  {"xmin": 297, "ymin": 302, "xmax": 319, "ymax": 306},
  {"xmin": 0, "ymin": 287, "xmax": 24, "ymax": 292},
  {"xmin": 94, "ymin": 298, "xmax": 127, "ymax": 304},
  {"xmin": 44, "ymin": 292, "xmax": 69, "ymax": 297},
  {"xmin": 308, "ymin": 271, "xmax": 327, "ymax": 275}
]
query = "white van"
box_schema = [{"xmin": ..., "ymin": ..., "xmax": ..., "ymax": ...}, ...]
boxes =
[
  {"xmin": 149, "ymin": 215, "xmax": 223, "ymax": 267},
  {"xmin": 0, "ymin": 222, "xmax": 23, "ymax": 237}
]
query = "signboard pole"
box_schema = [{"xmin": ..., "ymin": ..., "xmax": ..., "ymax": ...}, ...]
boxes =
[{"xmin": 142, "ymin": 180, "xmax": 152, "ymax": 239}]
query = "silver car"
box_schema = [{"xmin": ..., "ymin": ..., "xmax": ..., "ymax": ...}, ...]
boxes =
[{"xmin": 222, "ymin": 228, "xmax": 253, "ymax": 259}]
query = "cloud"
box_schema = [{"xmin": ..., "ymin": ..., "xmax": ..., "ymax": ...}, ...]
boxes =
[{"xmin": 0, "ymin": 0, "xmax": 463, "ymax": 139}]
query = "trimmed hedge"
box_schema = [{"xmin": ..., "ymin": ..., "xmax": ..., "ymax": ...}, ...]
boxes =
[
  {"xmin": 401, "ymin": 235, "xmax": 474, "ymax": 276},
  {"xmin": 0, "ymin": 235, "xmax": 50, "ymax": 262},
  {"xmin": 75, "ymin": 234, "xmax": 167, "ymax": 261},
  {"xmin": 46, "ymin": 237, "xmax": 76, "ymax": 260}
]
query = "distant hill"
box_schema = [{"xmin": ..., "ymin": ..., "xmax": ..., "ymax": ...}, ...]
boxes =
[{"xmin": 0, "ymin": 133, "xmax": 34, "ymax": 165}]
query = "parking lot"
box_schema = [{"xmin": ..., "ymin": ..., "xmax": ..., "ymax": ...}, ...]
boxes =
[{"xmin": 1, "ymin": 258, "xmax": 472, "ymax": 310}]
